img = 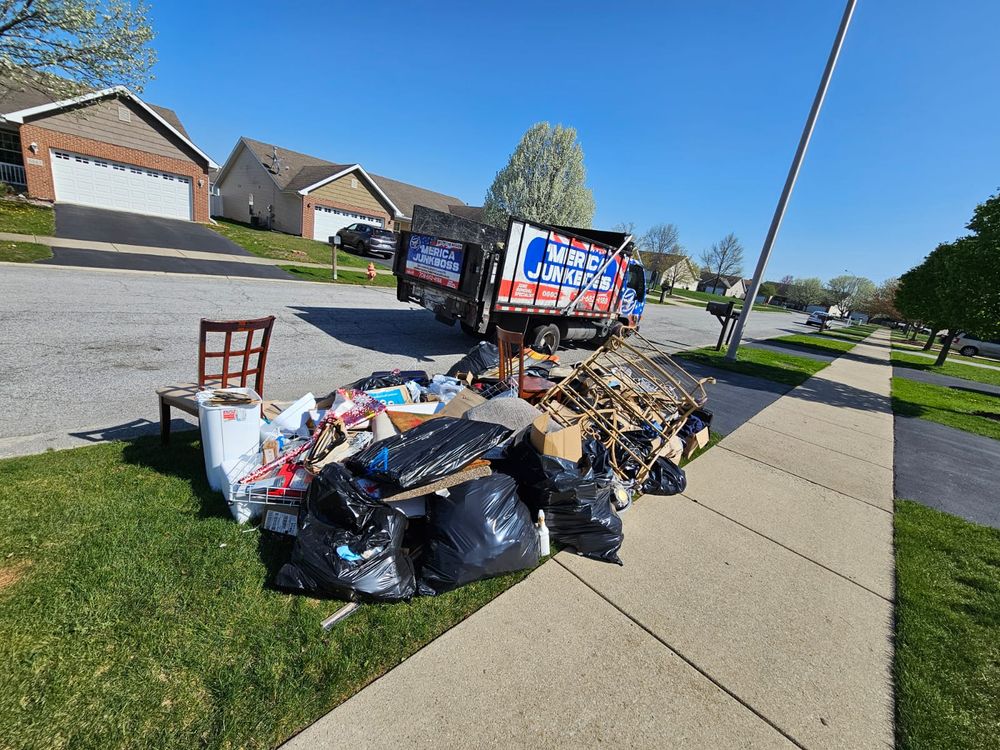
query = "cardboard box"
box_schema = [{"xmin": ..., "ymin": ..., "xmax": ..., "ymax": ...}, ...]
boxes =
[
  {"xmin": 366, "ymin": 385, "xmax": 413, "ymax": 406},
  {"xmin": 683, "ymin": 426, "xmax": 710, "ymax": 459},
  {"xmin": 530, "ymin": 413, "xmax": 582, "ymax": 463},
  {"xmin": 262, "ymin": 505, "xmax": 299, "ymax": 536}
]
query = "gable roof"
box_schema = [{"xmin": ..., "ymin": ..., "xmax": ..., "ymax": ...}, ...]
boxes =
[
  {"xmin": 221, "ymin": 136, "xmax": 468, "ymax": 221},
  {"xmin": 699, "ymin": 271, "xmax": 745, "ymax": 288},
  {"xmin": 0, "ymin": 84, "xmax": 214, "ymax": 166}
]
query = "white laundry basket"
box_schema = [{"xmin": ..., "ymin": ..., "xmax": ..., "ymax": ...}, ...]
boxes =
[{"xmin": 197, "ymin": 387, "xmax": 262, "ymax": 491}]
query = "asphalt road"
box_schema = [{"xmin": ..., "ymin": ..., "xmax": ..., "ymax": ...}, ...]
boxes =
[
  {"xmin": 54, "ymin": 204, "xmax": 249, "ymax": 254},
  {"xmin": 0, "ymin": 265, "xmax": 808, "ymax": 457}
]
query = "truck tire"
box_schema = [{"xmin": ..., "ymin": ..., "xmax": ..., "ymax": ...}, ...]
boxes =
[{"xmin": 531, "ymin": 323, "xmax": 561, "ymax": 354}]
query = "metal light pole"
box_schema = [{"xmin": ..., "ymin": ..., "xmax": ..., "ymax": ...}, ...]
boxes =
[{"xmin": 725, "ymin": 0, "xmax": 857, "ymax": 360}]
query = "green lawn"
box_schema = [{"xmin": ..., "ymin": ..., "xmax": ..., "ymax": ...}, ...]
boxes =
[
  {"xmin": 0, "ymin": 200, "xmax": 55, "ymax": 235},
  {"xmin": 891, "ymin": 377, "xmax": 1000, "ymax": 440},
  {"xmin": 895, "ymin": 500, "xmax": 1000, "ymax": 750},
  {"xmin": 0, "ymin": 434, "xmax": 535, "ymax": 749},
  {"xmin": 892, "ymin": 351, "xmax": 1000, "ymax": 388},
  {"xmin": 676, "ymin": 344, "xmax": 828, "ymax": 387},
  {"xmin": 210, "ymin": 218, "xmax": 369, "ymax": 269},
  {"xmin": 771, "ymin": 333, "xmax": 857, "ymax": 356},
  {"xmin": 0, "ymin": 241, "xmax": 52, "ymax": 262},
  {"xmin": 279, "ymin": 265, "xmax": 396, "ymax": 287}
]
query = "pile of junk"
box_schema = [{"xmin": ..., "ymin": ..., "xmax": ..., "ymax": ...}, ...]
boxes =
[{"xmin": 196, "ymin": 330, "xmax": 712, "ymax": 604}]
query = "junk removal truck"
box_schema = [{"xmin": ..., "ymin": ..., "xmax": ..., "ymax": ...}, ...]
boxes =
[{"xmin": 393, "ymin": 206, "xmax": 647, "ymax": 353}]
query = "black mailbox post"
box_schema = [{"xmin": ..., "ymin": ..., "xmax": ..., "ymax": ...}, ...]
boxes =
[{"xmin": 707, "ymin": 300, "xmax": 739, "ymax": 351}]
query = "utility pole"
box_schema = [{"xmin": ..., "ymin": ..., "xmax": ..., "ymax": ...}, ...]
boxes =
[{"xmin": 726, "ymin": 0, "xmax": 857, "ymax": 360}]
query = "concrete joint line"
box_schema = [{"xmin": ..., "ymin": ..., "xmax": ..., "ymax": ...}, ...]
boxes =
[
  {"xmin": 553, "ymin": 556, "xmax": 811, "ymax": 750},
  {"xmin": 677, "ymin": 490, "xmax": 894, "ymax": 604},
  {"xmin": 765, "ymin": 400, "xmax": 893, "ymax": 440},
  {"xmin": 715, "ymin": 445, "xmax": 894, "ymax": 516},
  {"xmin": 744, "ymin": 419, "xmax": 892, "ymax": 470}
]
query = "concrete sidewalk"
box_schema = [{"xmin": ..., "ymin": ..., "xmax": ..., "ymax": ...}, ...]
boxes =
[
  {"xmin": 283, "ymin": 331, "xmax": 896, "ymax": 750},
  {"xmin": 0, "ymin": 230, "xmax": 395, "ymax": 274}
]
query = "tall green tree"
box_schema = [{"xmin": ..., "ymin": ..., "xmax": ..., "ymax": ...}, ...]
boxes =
[
  {"xmin": 827, "ymin": 274, "xmax": 876, "ymax": 313},
  {"xmin": 897, "ymin": 237, "xmax": 1000, "ymax": 364},
  {"xmin": 0, "ymin": 0, "xmax": 156, "ymax": 99},
  {"xmin": 482, "ymin": 122, "xmax": 595, "ymax": 228},
  {"xmin": 787, "ymin": 277, "xmax": 824, "ymax": 307}
]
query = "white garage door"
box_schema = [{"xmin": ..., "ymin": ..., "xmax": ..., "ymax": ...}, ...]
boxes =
[
  {"xmin": 51, "ymin": 150, "xmax": 193, "ymax": 220},
  {"xmin": 313, "ymin": 205, "xmax": 383, "ymax": 241}
]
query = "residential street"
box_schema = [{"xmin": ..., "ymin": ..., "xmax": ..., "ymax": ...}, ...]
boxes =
[{"xmin": 0, "ymin": 264, "xmax": 808, "ymax": 457}]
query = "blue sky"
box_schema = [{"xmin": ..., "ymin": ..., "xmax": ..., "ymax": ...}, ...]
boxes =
[{"xmin": 142, "ymin": 0, "xmax": 998, "ymax": 283}]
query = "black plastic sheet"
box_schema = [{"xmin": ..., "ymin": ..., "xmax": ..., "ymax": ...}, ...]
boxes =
[
  {"xmin": 446, "ymin": 341, "xmax": 501, "ymax": 378},
  {"xmin": 418, "ymin": 473, "xmax": 539, "ymax": 595},
  {"xmin": 275, "ymin": 464, "xmax": 416, "ymax": 602},
  {"xmin": 344, "ymin": 370, "xmax": 428, "ymax": 391},
  {"xmin": 347, "ymin": 417, "xmax": 510, "ymax": 490},
  {"xmin": 503, "ymin": 435, "xmax": 623, "ymax": 565}
]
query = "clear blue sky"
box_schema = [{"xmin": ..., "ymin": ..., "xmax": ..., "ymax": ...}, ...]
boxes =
[{"xmin": 142, "ymin": 0, "xmax": 998, "ymax": 283}]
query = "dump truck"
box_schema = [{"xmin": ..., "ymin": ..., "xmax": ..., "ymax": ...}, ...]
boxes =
[{"xmin": 392, "ymin": 206, "xmax": 647, "ymax": 352}]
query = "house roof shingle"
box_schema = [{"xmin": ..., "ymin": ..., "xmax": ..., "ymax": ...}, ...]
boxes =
[
  {"xmin": 237, "ymin": 136, "xmax": 467, "ymax": 219},
  {"xmin": 699, "ymin": 271, "xmax": 744, "ymax": 287}
]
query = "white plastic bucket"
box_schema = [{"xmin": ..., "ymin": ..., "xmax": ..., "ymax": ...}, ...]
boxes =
[{"xmin": 197, "ymin": 387, "xmax": 262, "ymax": 492}]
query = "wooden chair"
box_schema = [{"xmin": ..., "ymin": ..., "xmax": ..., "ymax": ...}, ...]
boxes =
[
  {"xmin": 496, "ymin": 326, "xmax": 555, "ymax": 401},
  {"xmin": 157, "ymin": 316, "xmax": 276, "ymax": 445}
]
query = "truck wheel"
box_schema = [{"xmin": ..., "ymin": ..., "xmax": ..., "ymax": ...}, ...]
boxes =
[
  {"xmin": 531, "ymin": 324, "xmax": 561, "ymax": 354},
  {"xmin": 460, "ymin": 321, "xmax": 480, "ymax": 338}
]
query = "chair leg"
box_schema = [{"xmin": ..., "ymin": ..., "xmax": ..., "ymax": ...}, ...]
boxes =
[{"xmin": 160, "ymin": 398, "xmax": 171, "ymax": 446}]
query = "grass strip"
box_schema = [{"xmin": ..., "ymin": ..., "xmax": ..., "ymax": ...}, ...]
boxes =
[
  {"xmin": 0, "ymin": 200, "xmax": 55, "ymax": 235},
  {"xmin": 892, "ymin": 351, "xmax": 1000, "ymax": 388},
  {"xmin": 891, "ymin": 377, "xmax": 1000, "ymax": 440},
  {"xmin": 210, "ymin": 218, "xmax": 370, "ymax": 269},
  {"xmin": 894, "ymin": 499, "xmax": 1000, "ymax": 750},
  {"xmin": 676, "ymin": 345, "xmax": 827, "ymax": 387},
  {"xmin": 771, "ymin": 333, "xmax": 857, "ymax": 356},
  {"xmin": 0, "ymin": 434, "xmax": 532, "ymax": 749},
  {"xmin": 279, "ymin": 265, "xmax": 396, "ymax": 286},
  {"xmin": 0, "ymin": 241, "xmax": 52, "ymax": 262}
]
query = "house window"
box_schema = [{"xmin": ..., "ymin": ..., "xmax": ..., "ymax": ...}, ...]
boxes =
[
  {"xmin": 0, "ymin": 130, "xmax": 23, "ymax": 165},
  {"xmin": 351, "ymin": 177, "xmax": 358, "ymax": 189}
]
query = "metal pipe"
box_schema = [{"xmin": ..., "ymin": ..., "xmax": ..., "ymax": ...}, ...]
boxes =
[{"xmin": 725, "ymin": 0, "xmax": 857, "ymax": 360}]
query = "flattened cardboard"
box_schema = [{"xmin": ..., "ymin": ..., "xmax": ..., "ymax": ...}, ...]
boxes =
[
  {"xmin": 436, "ymin": 388, "xmax": 487, "ymax": 419},
  {"xmin": 530, "ymin": 413, "xmax": 582, "ymax": 463}
]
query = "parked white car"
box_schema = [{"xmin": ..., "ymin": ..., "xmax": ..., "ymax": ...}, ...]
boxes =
[
  {"xmin": 952, "ymin": 333, "xmax": 1000, "ymax": 359},
  {"xmin": 805, "ymin": 311, "xmax": 835, "ymax": 327}
]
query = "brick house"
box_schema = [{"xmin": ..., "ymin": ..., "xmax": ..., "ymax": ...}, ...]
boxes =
[
  {"xmin": 0, "ymin": 82, "xmax": 217, "ymax": 222},
  {"xmin": 212, "ymin": 137, "xmax": 471, "ymax": 241}
]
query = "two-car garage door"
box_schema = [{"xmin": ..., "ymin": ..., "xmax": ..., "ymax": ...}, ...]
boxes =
[
  {"xmin": 312, "ymin": 204, "xmax": 384, "ymax": 241},
  {"xmin": 51, "ymin": 150, "xmax": 193, "ymax": 220}
]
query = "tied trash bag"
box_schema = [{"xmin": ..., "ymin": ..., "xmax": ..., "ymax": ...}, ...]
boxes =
[
  {"xmin": 275, "ymin": 464, "xmax": 416, "ymax": 602},
  {"xmin": 344, "ymin": 370, "xmax": 429, "ymax": 391},
  {"xmin": 504, "ymin": 434, "xmax": 624, "ymax": 565},
  {"xmin": 446, "ymin": 341, "xmax": 501, "ymax": 378},
  {"xmin": 347, "ymin": 417, "xmax": 510, "ymax": 490},
  {"xmin": 418, "ymin": 474, "xmax": 540, "ymax": 595},
  {"xmin": 642, "ymin": 456, "xmax": 687, "ymax": 496}
]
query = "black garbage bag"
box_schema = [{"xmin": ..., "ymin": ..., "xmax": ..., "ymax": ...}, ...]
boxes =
[
  {"xmin": 347, "ymin": 417, "xmax": 510, "ymax": 490},
  {"xmin": 446, "ymin": 341, "xmax": 501, "ymax": 378},
  {"xmin": 344, "ymin": 369, "xmax": 429, "ymax": 391},
  {"xmin": 418, "ymin": 473, "xmax": 540, "ymax": 595},
  {"xmin": 503, "ymin": 435, "xmax": 623, "ymax": 565},
  {"xmin": 275, "ymin": 464, "xmax": 416, "ymax": 602},
  {"xmin": 641, "ymin": 457, "xmax": 687, "ymax": 496}
]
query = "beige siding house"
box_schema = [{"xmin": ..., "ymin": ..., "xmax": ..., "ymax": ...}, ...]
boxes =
[
  {"xmin": 212, "ymin": 137, "xmax": 470, "ymax": 241},
  {"xmin": 0, "ymin": 82, "xmax": 215, "ymax": 221}
]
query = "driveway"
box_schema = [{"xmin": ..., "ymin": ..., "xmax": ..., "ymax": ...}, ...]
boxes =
[{"xmin": 54, "ymin": 204, "xmax": 248, "ymax": 255}]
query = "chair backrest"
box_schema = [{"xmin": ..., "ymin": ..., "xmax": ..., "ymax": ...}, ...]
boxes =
[
  {"xmin": 198, "ymin": 316, "xmax": 276, "ymax": 396},
  {"xmin": 495, "ymin": 326, "xmax": 525, "ymax": 393}
]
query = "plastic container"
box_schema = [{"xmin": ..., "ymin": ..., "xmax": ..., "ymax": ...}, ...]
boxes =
[
  {"xmin": 271, "ymin": 392, "xmax": 316, "ymax": 436},
  {"xmin": 197, "ymin": 387, "xmax": 262, "ymax": 492}
]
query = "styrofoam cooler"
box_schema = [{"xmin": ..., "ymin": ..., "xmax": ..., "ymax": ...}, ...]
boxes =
[{"xmin": 197, "ymin": 387, "xmax": 262, "ymax": 491}]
